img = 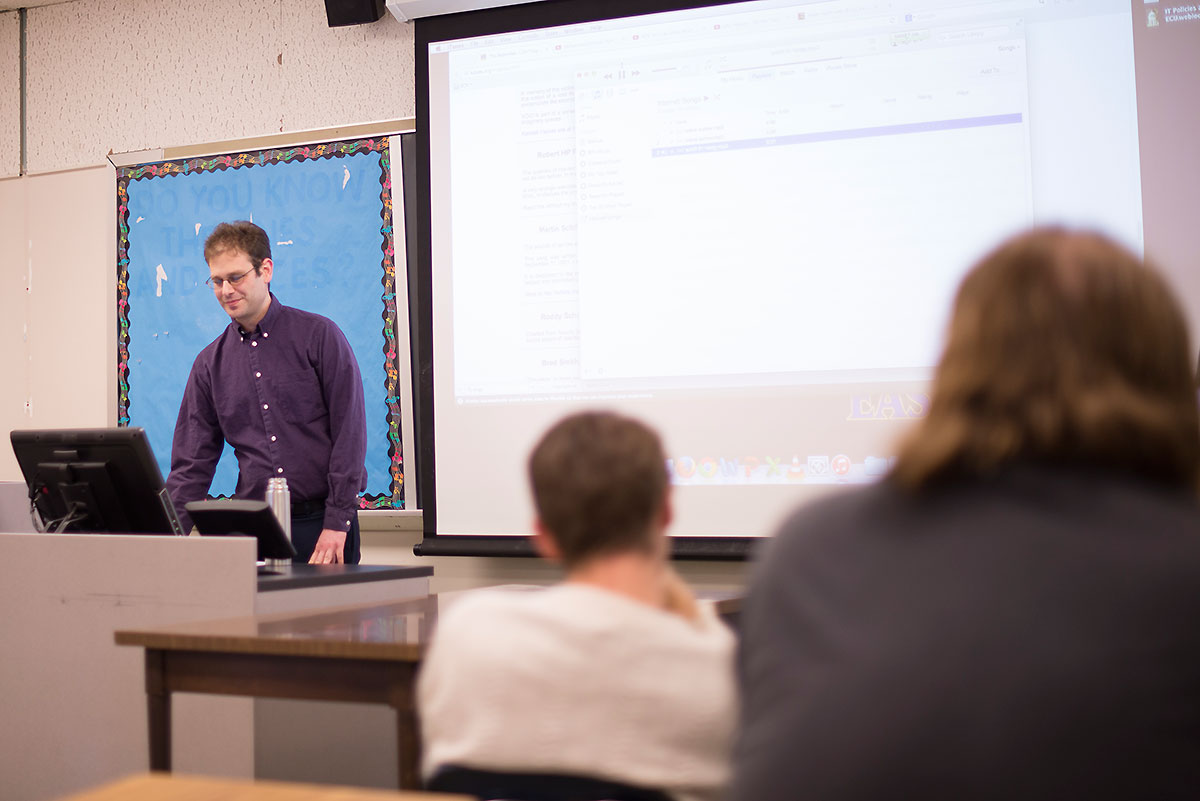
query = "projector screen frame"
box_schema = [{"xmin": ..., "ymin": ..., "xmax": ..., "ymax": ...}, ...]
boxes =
[{"xmin": 410, "ymin": 0, "xmax": 1192, "ymax": 558}]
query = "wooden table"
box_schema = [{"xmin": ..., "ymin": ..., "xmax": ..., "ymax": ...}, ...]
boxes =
[
  {"xmin": 115, "ymin": 596, "xmax": 436, "ymax": 790},
  {"xmin": 49, "ymin": 772, "xmax": 471, "ymax": 801}
]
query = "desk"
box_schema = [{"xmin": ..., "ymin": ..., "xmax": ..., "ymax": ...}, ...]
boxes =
[
  {"xmin": 50, "ymin": 773, "xmax": 470, "ymax": 801},
  {"xmin": 116, "ymin": 596, "xmax": 435, "ymax": 791},
  {"xmin": 254, "ymin": 564, "xmax": 433, "ymax": 615},
  {"xmin": 256, "ymin": 564, "xmax": 432, "ymax": 594}
]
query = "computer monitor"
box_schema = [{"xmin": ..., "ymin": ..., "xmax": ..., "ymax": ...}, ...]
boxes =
[
  {"xmin": 185, "ymin": 499, "xmax": 298, "ymax": 561},
  {"xmin": 9, "ymin": 427, "xmax": 185, "ymax": 535}
]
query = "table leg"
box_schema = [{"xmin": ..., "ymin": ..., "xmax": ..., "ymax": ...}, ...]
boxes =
[
  {"xmin": 391, "ymin": 665, "xmax": 421, "ymax": 790},
  {"xmin": 397, "ymin": 704, "xmax": 421, "ymax": 789},
  {"xmin": 145, "ymin": 649, "xmax": 171, "ymax": 771}
]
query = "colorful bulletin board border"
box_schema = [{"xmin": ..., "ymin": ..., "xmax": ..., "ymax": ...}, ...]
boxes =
[{"xmin": 116, "ymin": 138, "xmax": 403, "ymax": 509}]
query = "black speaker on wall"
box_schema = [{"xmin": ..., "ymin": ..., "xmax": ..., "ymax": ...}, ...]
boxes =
[{"xmin": 324, "ymin": 0, "xmax": 387, "ymax": 26}]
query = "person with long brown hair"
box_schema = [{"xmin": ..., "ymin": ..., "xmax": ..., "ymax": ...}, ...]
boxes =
[{"xmin": 732, "ymin": 228, "xmax": 1200, "ymax": 801}]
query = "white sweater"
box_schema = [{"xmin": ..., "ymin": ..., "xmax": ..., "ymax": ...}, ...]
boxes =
[{"xmin": 418, "ymin": 584, "xmax": 737, "ymax": 801}]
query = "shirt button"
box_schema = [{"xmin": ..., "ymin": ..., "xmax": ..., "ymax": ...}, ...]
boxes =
[
  {"xmin": 263, "ymin": 404, "xmax": 269, "ymax": 410},
  {"xmin": 251, "ymin": 341, "xmax": 258, "ymax": 347},
  {"xmin": 277, "ymin": 467, "xmax": 284, "ymax": 473},
  {"xmin": 270, "ymin": 435, "xmax": 277, "ymax": 442},
  {"xmin": 255, "ymin": 372, "xmax": 262, "ymax": 378},
  {"xmin": 263, "ymin": 332, "xmax": 269, "ymax": 338}
]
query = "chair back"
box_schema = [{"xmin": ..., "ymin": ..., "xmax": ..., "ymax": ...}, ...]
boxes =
[{"xmin": 426, "ymin": 765, "xmax": 674, "ymax": 801}]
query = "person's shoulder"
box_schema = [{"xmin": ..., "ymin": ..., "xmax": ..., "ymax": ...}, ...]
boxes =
[
  {"xmin": 427, "ymin": 589, "xmax": 566, "ymax": 666},
  {"xmin": 436, "ymin": 585, "xmax": 649, "ymax": 638},
  {"xmin": 275, "ymin": 303, "xmax": 355, "ymax": 355},
  {"xmin": 745, "ymin": 480, "xmax": 908, "ymax": 585},
  {"xmin": 191, "ymin": 325, "xmax": 238, "ymax": 366},
  {"xmin": 276, "ymin": 300, "xmax": 343, "ymax": 331},
  {"xmin": 773, "ymin": 480, "xmax": 903, "ymax": 548},
  {"xmin": 550, "ymin": 584, "xmax": 734, "ymax": 650}
]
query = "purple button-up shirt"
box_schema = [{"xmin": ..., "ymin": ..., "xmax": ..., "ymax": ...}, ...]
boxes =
[{"xmin": 166, "ymin": 293, "xmax": 367, "ymax": 533}]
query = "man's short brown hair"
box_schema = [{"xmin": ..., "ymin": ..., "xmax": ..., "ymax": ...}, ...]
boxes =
[
  {"xmin": 892, "ymin": 227, "xmax": 1200, "ymax": 491},
  {"xmin": 204, "ymin": 220, "xmax": 272, "ymax": 269},
  {"xmin": 528, "ymin": 411, "xmax": 670, "ymax": 568}
]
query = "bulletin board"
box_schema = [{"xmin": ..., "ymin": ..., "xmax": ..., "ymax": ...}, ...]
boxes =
[{"xmin": 116, "ymin": 137, "xmax": 403, "ymax": 508}]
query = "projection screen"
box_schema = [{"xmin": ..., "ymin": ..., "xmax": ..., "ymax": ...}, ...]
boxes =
[{"xmin": 412, "ymin": 0, "xmax": 1200, "ymax": 556}]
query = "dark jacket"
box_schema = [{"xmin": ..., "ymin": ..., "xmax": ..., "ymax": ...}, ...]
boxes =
[{"xmin": 733, "ymin": 464, "xmax": 1200, "ymax": 801}]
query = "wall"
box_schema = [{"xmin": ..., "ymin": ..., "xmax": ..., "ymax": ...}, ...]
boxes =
[
  {"xmin": 0, "ymin": 11, "xmax": 17, "ymax": 176},
  {"xmin": 0, "ymin": 177, "xmax": 23, "ymax": 481},
  {"xmin": 0, "ymin": 0, "xmax": 750, "ymax": 594},
  {"xmin": 22, "ymin": 0, "xmax": 415, "ymax": 174},
  {"xmin": 22, "ymin": 165, "xmax": 115, "ymax": 421}
]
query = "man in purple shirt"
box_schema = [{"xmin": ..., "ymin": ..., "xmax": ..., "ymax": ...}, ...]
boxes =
[{"xmin": 166, "ymin": 221, "xmax": 368, "ymax": 563}]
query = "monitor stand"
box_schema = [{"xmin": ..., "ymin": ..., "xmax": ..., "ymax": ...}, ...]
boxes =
[{"xmin": 256, "ymin": 558, "xmax": 290, "ymax": 576}]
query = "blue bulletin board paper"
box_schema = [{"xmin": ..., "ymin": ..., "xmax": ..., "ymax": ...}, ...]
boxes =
[{"xmin": 117, "ymin": 140, "xmax": 402, "ymax": 507}]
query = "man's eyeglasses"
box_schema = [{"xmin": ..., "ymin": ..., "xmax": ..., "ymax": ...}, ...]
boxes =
[{"xmin": 205, "ymin": 269, "xmax": 257, "ymax": 289}]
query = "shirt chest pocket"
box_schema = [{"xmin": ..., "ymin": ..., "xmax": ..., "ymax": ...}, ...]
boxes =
[{"xmin": 274, "ymin": 369, "xmax": 326, "ymax": 424}]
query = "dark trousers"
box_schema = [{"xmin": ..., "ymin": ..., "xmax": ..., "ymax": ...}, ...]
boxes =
[{"xmin": 290, "ymin": 505, "xmax": 361, "ymax": 564}]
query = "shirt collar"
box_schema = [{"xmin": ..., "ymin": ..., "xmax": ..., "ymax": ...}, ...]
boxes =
[{"xmin": 236, "ymin": 291, "xmax": 282, "ymax": 339}]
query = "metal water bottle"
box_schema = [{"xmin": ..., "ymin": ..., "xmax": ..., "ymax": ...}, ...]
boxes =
[{"xmin": 265, "ymin": 477, "xmax": 292, "ymax": 544}]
